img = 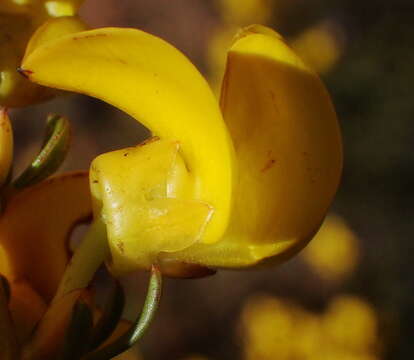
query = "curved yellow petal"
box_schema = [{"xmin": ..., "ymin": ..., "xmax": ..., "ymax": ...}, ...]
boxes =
[
  {"xmin": 21, "ymin": 28, "xmax": 235, "ymax": 247},
  {"xmin": 24, "ymin": 16, "xmax": 88, "ymax": 60},
  {"xmin": 160, "ymin": 25, "xmax": 342, "ymax": 268},
  {"xmin": 0, "ymin": 172, "xmax": 92, "ymax": 301},
  {"xmin": 0, "ymin": 109, "xmax": 13, "ymax": 186}
]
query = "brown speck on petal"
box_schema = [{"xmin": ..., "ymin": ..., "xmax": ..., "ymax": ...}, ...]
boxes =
[
  {"xmin": 261, "ymin": 159, "xmax": 276, "ymax": 172},
  {"xmin": 17, "ymin": 68, "xmax": 34, "ymax": 79},
  {"xmin": 73, "ymin": 33, "xmax": 108, "ymax": 41}
]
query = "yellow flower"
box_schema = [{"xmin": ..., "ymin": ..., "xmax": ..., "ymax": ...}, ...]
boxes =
[
  {"xmin": 0, "ymin": 171, "xmax": 91, "ymax": 351},
  {"xmin": 21, "ymin": 24, "xmax": 342, "ymax": 276},
  {"xmin": 240, "ymin": 294, "xmax": 382, "ymax": 360},
  {"xmin": 0, "ymin": 0, "xmax": 86, "ymax": 107},
  {"xmin": 290, "ymin": 21, "xmax": 344, "ymax": 75},
  {"xmin": 301, "ymin": 214, "xmax": 360, "ymax": 284},
  {"xmin": 322, "ymin": 296, "xmax": 380, "ymax": 354},
  {"xmin": 216, "ymin": 0, "xmax": 275, "ymax": 25}
]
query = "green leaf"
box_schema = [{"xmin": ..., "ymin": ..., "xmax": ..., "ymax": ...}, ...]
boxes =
[
  {"xmin": 82, "ymin": 266, "xmax": 162, "ymax": 360},
  {"xmin": 14, "ymin": 113, "xmax": 71, "ymax": 189},
  {"xmin": 59, "ymin": 298, "xmax": 94, "ymax": 360},
  {"xmin": 88, "ymin": 280, "xmax": 125, "ymax": 351}
]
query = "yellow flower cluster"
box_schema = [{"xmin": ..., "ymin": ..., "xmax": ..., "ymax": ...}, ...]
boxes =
[
  {"xmin": 301, "ymin": 215, "xmax": 360, "ymax": 284},
  {"xmin": 0, "ymin": 0, "xmax": 85, "ymax": 107},
  {"xmin": 240, "ymin": 295, "xmax": 381, "ymax": 360},
  {"xmin": 208, "ymin": 0, "xmax": 344, "ymax": 93}
]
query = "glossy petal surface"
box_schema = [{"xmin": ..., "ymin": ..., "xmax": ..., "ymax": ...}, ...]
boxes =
[
  {"xmin": 160, "ymin": 26, "xmax": 342, "ymax": 268},
  {"xmin": 90, "ymin": 139, "xmax": 213, "ymax": 273},
  {"xmin": 22, "ymin": 27, "xmax": 235, "ymax": 248}
]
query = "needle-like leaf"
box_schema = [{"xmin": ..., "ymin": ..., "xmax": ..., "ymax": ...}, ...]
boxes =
[
  {"xmin": 14, "ymin": 113, "xmax": 70, "ymax": 188},
  {"xmin": 82, "ymin": 266, "xmax": 162, "ymax": 360}
]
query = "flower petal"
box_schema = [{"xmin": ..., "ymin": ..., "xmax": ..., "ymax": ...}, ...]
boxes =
[
  {"xmin": 90, "ymin": 139, "xmax": 213, "ymax": 273},
  {"xmin": 160, "ymin": 25, "xmax": 342, "ymax": 268},
  {"xmin": 0, "ymin": 172, "xmax": 92, "ymax": 301},
  {"xmin": 22, "ymin": 27, "xmax": 235, "ymax": 245}
]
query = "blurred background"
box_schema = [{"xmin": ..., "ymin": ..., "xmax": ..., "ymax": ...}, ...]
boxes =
[{"xmin": 11, "ymin": 0, "xmax": 414, "ymax": 359}]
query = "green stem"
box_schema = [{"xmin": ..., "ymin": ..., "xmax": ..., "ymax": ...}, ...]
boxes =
[
  {"xmin": 54, "ymin": 219, "xmax": 109, "ymax": 301},
  {"xmin": 0, "ymin": 276, "xmax": 19, "ymax": 359},
  {"xmin": 83, "ymin": 266, "xmax": 163, "ymax": 360}
]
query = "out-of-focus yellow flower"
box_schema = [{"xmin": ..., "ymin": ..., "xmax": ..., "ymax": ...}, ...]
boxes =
[
  {"xmin": 290, "ymin": 21, "xmax": 344, "ymax": 74},
  {"xmin": 0, "ymin": 0, "xmax": 84, "ymax": 20},
  {"xmin": 241, "ymin": 296, "xmax": 316, "ymax": 359},
  {"xmin": 0, "ymin": 172, "xmax": 91, "ymax": 349},
  {"xmin": 301, "ymin": 215, "xmax": 360, "ymax": 284},
  {"xmin": 22, "ymin": 24, "xmax": 342, "ymax": 277},
  {"xmin": 0, "ymin": 0, "xmax": 85, "ymax": 107},
  {"xmin": 240, "ymin": 294, "xmax": 382, "ymax": 360},
  {"xmin": 241, "ymin": 296, "xmax": 324, "ymax": 360},
  {"xmin": 207, "ymin": 26, "xmax": 236, "ymax": 94},
  {"xmin": 322, "ymin": 296, "xmax": 380, "ymax": 354},
  {"xmin": 216, "ymin": 0, "xmax": 275, "ymax": 25},
  {"xmin": 209, "ymin": 0, "xmax": 276, "ymax": 93},
  {"xmin": 209, "ymin": 4, "xmax": 344, "ymax": 93}
]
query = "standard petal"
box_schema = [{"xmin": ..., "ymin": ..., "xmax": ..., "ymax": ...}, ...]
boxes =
[
  {"xmin": 22, "ymin": 27, "xmax": 235, "ymax": 245},
  {"xmin": 160, "ymin": 25, "xmax": 342, "ymax": 268},
  {"xmin": 0, "ymin": 172, "xmax": 92, "ymax": 301}
]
